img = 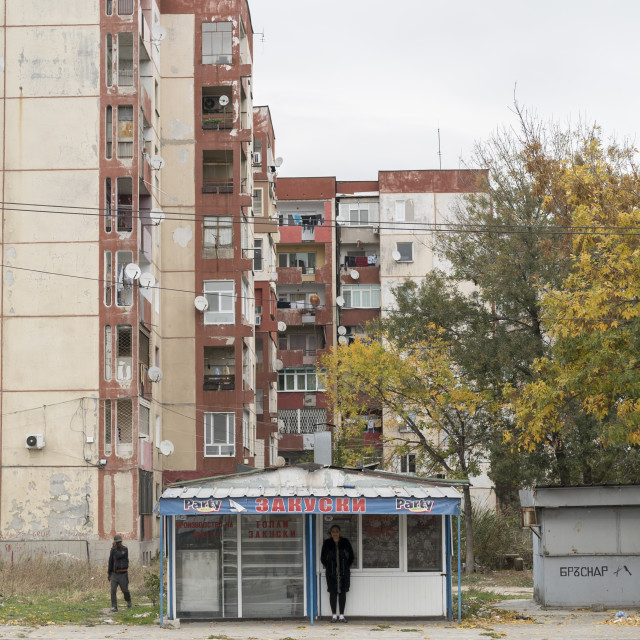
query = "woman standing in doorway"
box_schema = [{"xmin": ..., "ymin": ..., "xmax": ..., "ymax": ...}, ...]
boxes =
[{"xmin": 320, "ymin": 524, "xmax": 354, "ymax": 623}]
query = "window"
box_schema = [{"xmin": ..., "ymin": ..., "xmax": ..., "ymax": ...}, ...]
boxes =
[
  {"xmin": 204, "ymin": 412, "xmax": 235, "ymax": 456},
  {"xmin": 342, "ymin": 284, "xmax": 381, "ymax": 309},
  {"xmin": 253, "ymin": 188, "xmax": 263, "ymax": 215},
  {"xmin": 278, "ymin": 333, "xmax": 318, "ymax": 355},
  {"xmin": 256, "ymin": 389, "xmax": 264, "ymax": 414},
  {"xmin": 395, "ymin": 200, "xmax": 406, "ymax": 222},
  {"xmin": 106, "ymin": 0, "xmax": 113, "ymax": 16},
  {"xmin": 400, "ymin": 454, "xmax": 416, "ymax": 473},
  {"xmin": 105, "ymin": 106, "xmax": 113, "ymax": 158},
  {"xmin": 241, "ymin": 215, "xmax": 249, "ymax": 257},
  {"xmin": 104, "ymin": 399, "xmax": 112, "ymax": 455},
  {"xmin": 407, "ymin": 516, "xmax": 442, "ymax": 572},
  {"xmin": 338, "ymin": 202, "xmax": 379, "ymax": 226},
  {"xmin": 117, "ymin": 32, "xmax": 134, "ymax": 86},
  {"xmin": 104, "ymin": 324, "xmax": 112, "ymax": 379},
  {"xmin": 115, "ymin": 250, "xmax": 134, "ymax": 306},
  {"xmin": 116, "ymin": 324, "xmax": 132, "ymax": 381},
  {"xmin": 362, "ymin": 515, "xmax": 400, "ymax": 568},
  {"xmin": 203, "ymin": 216, "xmax": 232, "ymax": 247},
  {"xmin": 253, "ymin": 238, "xmax": 263, "ymax": 271},
  {"xmin": 278, "ymin": 252, "xmax": 316, "ymax": 274},
  {"xmin": 243, "ymin": 409, "xmax": 250, "ymax": 451},
  {"xmin": 104, "ymin": 251, "xmax": 112, "ymax": 306},
  {"xmin": 105, "ymin": 34, "xmax": 113, "ymax": 87},
  {"xmin": 105, "ymin": 178, "xmax": 112, "ymax": 232},
  {"xmin": 204, "ymin": 346, "xmax": 234, "ymax": 390},
  {"xmin": 278, "ymin": 368, "xmax": 324, "ymax": 392},
  {"xmin": 203, "ymin": 150, "xmax": 233, "ymax": 193},
  {"xmin": 202, "ymin": 22, "xmax": 232, "ymax": 64},
  {"xmin": 277, "ymin": 408, "xmax": 327, "ymax": 434},
  {"xmin": 117, "ymin": 105, "xmax": 134, "ymax": 159},
  {"xmin": 116, "ymin": 177, "xmax": 133, "ymax": 232},
  {"xmin": 139, "ymin": 401, "xmax": 150, "ymax": 438},
  {"xmin": 118, "ymin": 0, "xmax": 134, "ymax": 15},
  {"xmin": 396, "ymin": 242, "xmax": 413, "ymax": 262},
  {"xmin": 115, "ymin": 398, "xmax": 133, "ymax": 458},
  {"xmin": 139, "ymin": 470, "xmax": 153, "ymax": 515},
  {"xmin": 203, "ymin": 280, "xmax": 235, "ymax": 324},
  {"xmin": 241, "ymin": 277, "xmax": 249, "ymax": 321}
]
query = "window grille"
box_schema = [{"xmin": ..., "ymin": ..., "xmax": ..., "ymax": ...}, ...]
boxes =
[
  {"xmin": 105, "ymin": 178, "xmax": 112, "ymax": 232},
  {"xmin": 104, "ymin": 325, "xmax": 112, "ymax": 381},
  {"xmin": 118, "ymin": 0, "xmax": 134, "ymax": 16},
  {"xmin": 139, "ymin": 470, "xmax": 153, "ymax": 515},
  {"xmin": 116, "ymin": 325, "xmax": 132, "ymax": 381},
  {"xmin": 115, "ymin": 399, "xmax": 133, "ymax": 458},
  {"xmin": 117, "ymin": 105, "xmax": 134, "ymax": 158},
  {"xmin": 104, "ymin": 400, "xmax": 112, "ymax": 455},
  {"xmin": 105, "ymin": 105, "xmax": 113, "ymax": 157},
  {"xmin": 277, "ymin": 409, "xmax": 327, "ymax": 434}
]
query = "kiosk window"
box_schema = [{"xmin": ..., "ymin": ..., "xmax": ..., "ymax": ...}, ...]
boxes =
[
  {"xmin": 362, "ymin": 515, "xmax": 399, "ymax": 569},
  {"xmin": 322, "ymin": 515, "xmax": 358, "ymax": 568},
  {"xmin": 407, "ymin": 515, "xmax": 442, "ymax": 572}
]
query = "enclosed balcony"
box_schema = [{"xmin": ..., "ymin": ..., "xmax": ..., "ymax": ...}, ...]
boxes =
[
  {"xmin": 204, "ymin": 346, "xmax": 235, "ymax": 391},
  {"xmin": 202, "ymin": 150, "xmax": 234, "ymax": 194}
]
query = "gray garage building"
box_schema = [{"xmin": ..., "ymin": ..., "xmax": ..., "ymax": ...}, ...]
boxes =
[{"xmin": 520, "ymin": 485, "xmax": 640, "ymax": 607}]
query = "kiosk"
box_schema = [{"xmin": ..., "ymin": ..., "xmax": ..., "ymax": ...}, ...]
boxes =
[{"xmin": 156, "ymin": 465, "xmax": 464, "ymax": 623}]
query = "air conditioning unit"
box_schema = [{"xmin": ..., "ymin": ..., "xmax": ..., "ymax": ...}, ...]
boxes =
[
  {"xmin": 202, "ymin": 96, "xmax": 217, "ymax": 113},
  {"xmin": 373, "ymin": 226, "xmax": 380, "ymax": 234},
  {"xmin": 255, "ymin": 315, "xmax": 262, "ymax": 326},
  {"xmin": 26, "ymin": 434, "xmax": 45, "ymax": 450},
  {"xmin": 253, "ymin": 152, "xmax": 262, "ymax": 165}
]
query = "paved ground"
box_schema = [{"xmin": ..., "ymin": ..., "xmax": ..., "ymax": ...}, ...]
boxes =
[{"xmin": 0, "ymin": 600, "xmax": 638, "ymax": 639}]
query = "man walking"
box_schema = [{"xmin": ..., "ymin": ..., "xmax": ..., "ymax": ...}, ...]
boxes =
[{"xmin": 107, "ymin": 534, "xmax": 132, "ymax": 612}]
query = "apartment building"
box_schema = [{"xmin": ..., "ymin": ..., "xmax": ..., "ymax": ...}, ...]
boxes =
[{"xmin": 0, "ymin": 0, "xmax": 277, "ymax": 561}]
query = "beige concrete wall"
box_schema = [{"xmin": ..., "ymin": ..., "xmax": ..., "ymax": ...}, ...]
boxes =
[
  {"xmin": 161, "ymin": 14, "xmax": 194, "ymax": 79},
  {"xmin": 114, "ymin": 472, "xmax": 134, "ymax": 536},
  {"xmin": 6, "ymin": 0, "xmax": 98, "ymax": 26}
]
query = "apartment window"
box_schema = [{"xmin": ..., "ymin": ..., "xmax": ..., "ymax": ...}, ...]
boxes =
[
  {"xmin": 203, "ymin": 150, "xmax": 233, "ymax": 194},
  {"xmin": 278, "ymin": 252, "xmax": 316, "ymax": 274},
  {"xmin": 204, "ymin": 346, "xmax": 235, "ymax": 390},
  {"xmin": 277, "ymin": 408, "xmax": 327, "ymax": 434},
  {"xmin": 139, "ymin": 401, "xmax": 150, "ymax": 438},
  {"xmin": 117, "ymin": 32, "xmax": 134, "ymax": 86},
  {"xmin": 115, "ymin": 250, "xmax": 134, "ymax": 306},
  {"xmin": 115, "ymin": 398, "xmax": 133, "ymax": 458},
  {"xmin": 104, "ymin": 251, "xmax": 112, "ymax": 306},
  {"xmin": 105, "ymin": 34, "xmax": 113, "ymax": 86},
  {"xmin": 253, "ymin": 238, "xmax": 263, "ymax": 271},
  {"xmin": 338, "ymin": 202, "xmax": 379, "ymax": 226},
  {"xmin": 104, "ymin": 324, "xmax": 112, "ymax": 380},
  {"xmin": 204, "ymin": 412, "xmax": 235, "ymax": 456},
  {"xmin": 116, "ymin": 177, "xmax": 133, "ymax": 232},
  {"xmin": 118, "ymin": 0, "xmax": 134, "ymax": 16},
  {"xmin": 117, "ymin": 105, "xmax": 134, "ymax": 159},
  {"xmin": 139, "ymin": 470, "xmax": 153, "ymax": 515},
  {"xmin": 241, "ymin": 276, "xmax": 249, "ymax": 321},
  {"xmin": 395, "ymin": 200, "xmax": 406, "ymax": 222},
  {"xmin": 400, "ymin": 454, "xmax": 416, "ymax": 473},
  {"xmin": 278, "ymin": 333, "xmax": 318, "ymax": 355},
  {"xmin": 116, "ymin": 324, "xmax": 133, "ymax": 381},
  {"xmin": 203, "ymin": 216, "xmax": 232, "ymax": 247},
  {"xmin": 277, "ymin": 368, "xmax": 324, "ymax": 392},
  {"xmin": 106, "ymin": 0, "xmax": 113, "ymax": 16},
  {"xmin": 203, "ymin": 280, "xmax": 235, "ymax": 324},
  {"xmin": 253, "ymin": 188, "xmax": 263, "ymax": 215},
  {"xmin": 202, "ymin": 22, "xmax": 233, "ymax": 64},
  {"xmin": 105, "ymin": 106, "xmax": 113, "ymax": 158},
  {"xmin": 256, "ymin": 389, "xmax": 264, "ymax": 415},
  {"xmin": 241, "ymin": 215, "xmax": 249, "ymax": 257},
  {"xmin": 342, "ymin": 284, "xmax": 381, "ymax": 309},
  {"xmin": 105, "ymin": 178, "xmax": 112, "ymax": 232},
  {"xmin": 243, "ymin": 409, "xmax": 250, "ymax": 451},
  {"xmin": 104, "ymin": 399, "xmax": 112, "ymax": 455},
  {"xmin": 396, "ymin": 242, "xmax": 413, "ymax": 262}
]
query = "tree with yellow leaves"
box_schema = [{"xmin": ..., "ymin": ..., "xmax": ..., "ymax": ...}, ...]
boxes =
[
  {"xmin": 514, "ymin": 130, "xmax": 640, "ymax": 449},
  {"xmin": 321, "ymin": 329, "xmax": 494, "ymax": 574}
]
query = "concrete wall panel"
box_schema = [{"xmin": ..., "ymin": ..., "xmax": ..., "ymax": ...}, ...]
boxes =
[
  {"xmin": 162, "ymin": 408, "xmax": 196, "ymax": 471},
  {"xmin": 542, "ymin": 508, "xmax": 618, "ymax": 556},
  {"xmin": 3, "ymin": 317, "xmax": 98, "ymax": 390},
  {"xmin": 6, "ymin": 0, "xmax": 98, "ymax": 26},
  {"xmin": 5, "ymin": 97, "xmax": 99, "ymax": 170},
  {"xmin": 160, "ymin": 14, "xmax": 195, "ymax": 78},
  {"xmin": 158, "ymin": 143, "xmax": 195, "ymax": 207},
  {"xmin": 103, "ymin": 476, "xmax": 113, "ymax": 535},
  {"xmin": 4, "ymin": 170, "xmax": 99, "ymax": 242},
  {"xmin": 161, "ymin": 273, "xmax": 196, "ymax": 337},
  {"xmin": 3, "ymin": 243, "xmax": 99, "ymax": 316},
  {"xmin": 113, "ymin": 472, "xmax": 134, "ymax": 536}
]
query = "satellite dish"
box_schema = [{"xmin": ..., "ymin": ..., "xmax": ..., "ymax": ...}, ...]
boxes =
[
  {"xmin": 139, "ymin": 272, "xmax": 156, "ymax": 289},
  {"xmin": 152, "ymin": 24, "xmax": 167, "ymax": 42},
  {"xmin": 274, "ymin": 359, "xmax": 284, "ymax": 371},
  {"xmin": 275, "ymin": 157, "xmax": 284, "ymax": 167},
  {"xmin": 150, "ymin": 208, "xmax": 165, "ymax": 225},
  {"xmin": 350, "ymin": 270, "xmax": 360, "ymax": 280},
  {"xmin": 338, "ymin": 336, "xmax": 348, "ymax": 345},
  {"xmin": 125, "ymin": 263, "xmax": 141, "ymax": 280},
  {"xmin": 392, "ymin": 250, "xmax": 402, "ymax": 262},
  {"xmin": 277, "ymin": 321, "xmax": 287, "ymax": 332},
  {"xmin": 218, "ymin": 94, "xmax": 230, "ymax": 107},
  {"xmin": 309, "ymin": 294, "xmax": 321, "ymax": 307},
  {"xmin": 336, "ymin": 296, "xmax": 345, "ymax": 307},
  {"xmin": 149, "ymin": 155, "xmax": 165, "ymax": 170},
  {"xmin": 338, "ymin": 326, "xmax": 347, "ymax": 336},
  {"xmin": 194, "ymin": 296, "xmax": 209, "ymax": 312},
  {"xmin": 274, "ymin": 456, "xmax": 286, "ymax": 467},
  {"xmin": 148, "ymin": 366, "xmax": 163, "ymax": 382},
  {"xmin": 159, "ymin": 440, "xmax": 174, "ymax": 456}
]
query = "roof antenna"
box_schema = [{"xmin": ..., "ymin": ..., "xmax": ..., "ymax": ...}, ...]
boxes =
[{"xmin": 437, "ymin": 128, "xmax": 442, "ymax": 170}]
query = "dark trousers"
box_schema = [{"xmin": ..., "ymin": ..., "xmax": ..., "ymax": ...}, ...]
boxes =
[
  {"xmin": 110, "ymin": 572, "xmax": 131, "ymax": 609},
  {"xmin": 329, "ymin": 590, "xmax": 346, "ymax": 615}
]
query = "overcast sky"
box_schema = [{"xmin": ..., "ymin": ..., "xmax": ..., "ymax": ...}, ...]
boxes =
[{"xmin": 248, "ymin": 0, "xmax": 640, "ymax": 181}]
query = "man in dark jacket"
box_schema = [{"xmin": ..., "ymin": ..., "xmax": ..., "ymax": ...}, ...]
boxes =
[
  {"xmin": 107, "ymin": 534, "xmax": 131, "ymax": 612},
  {"xmin": 320, "ymin": 524, "xmax": 354, "ymax": 623}
]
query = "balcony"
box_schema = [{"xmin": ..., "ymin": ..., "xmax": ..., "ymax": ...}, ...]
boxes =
[
  {"xmin": 203, "ymin": 373, "xmax": 235, "ymax": 391},
  {"xmin": 202, "ymin": 178, "xmax": 234, "ymax": 194},
  {"xmin": 202, "ymin": 113, "xmax": 234, "ymax": 130}
]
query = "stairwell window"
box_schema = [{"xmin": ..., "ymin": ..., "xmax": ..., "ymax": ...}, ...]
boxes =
[
  {"xmin": 202, "ymin": 22, "xmax": 233, "ymax": 64},
  {"xmin": 117, "ymin": 105, "xmax": 134, "ymax": 159},
  {"xmin": 204, "ymin": 412, "xmax": 235, "ymax": 456},
  {"xmin": 203, "ymin": 280, "xmax": 235, "ymax": 324}
]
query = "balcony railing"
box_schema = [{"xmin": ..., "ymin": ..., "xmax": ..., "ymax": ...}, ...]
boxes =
[
  {"xmin": 118, "ymin": 67, "xmax": 134, "ymax": 86},
  {"xmin": 203, "ymin": 374, "xmax": 235, "ymax": 391},
  {"xmin": 202, "ymin": 178, "xmax": 234, "ymax": 194},
  {"xmin": 202, "ymin": 113, "xmax": 234, "ymax": 130}
]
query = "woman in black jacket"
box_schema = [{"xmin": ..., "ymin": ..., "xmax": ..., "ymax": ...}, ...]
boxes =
[{"xmin": 320, "ymin": 524, "xmax": 354, "ymax": 623}]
